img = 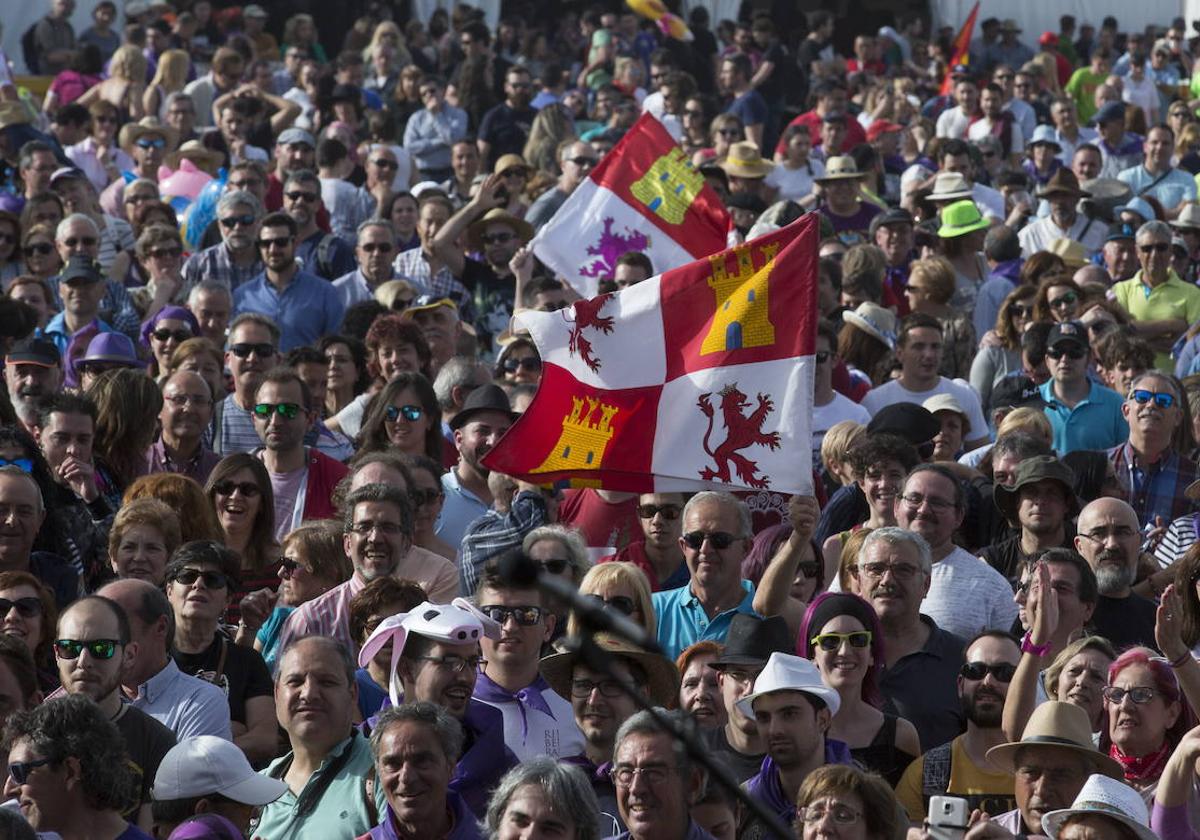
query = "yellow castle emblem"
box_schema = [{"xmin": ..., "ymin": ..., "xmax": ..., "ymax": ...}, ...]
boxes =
[
  {"xmin": 534, "ymin": 396, "xmax": 620, "ymax": 483},
  {"xmin": 629, "ymin": 148, "xmax": 704, "ymax": 224},
  {"xmin": 700, "ymin": 241, "xmax": 779, "ymax": 355}
]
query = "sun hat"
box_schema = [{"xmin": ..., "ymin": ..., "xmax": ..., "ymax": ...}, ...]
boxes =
[
  {"xmin": 815, "ymin": 156, "xmax": 863, "ymax": 182},
  {"xmin": 493, "ymin": 153, "xmax": 529, "ymax": 176},
  {"xmin": 1171, "ymin": 204, "xmax": 1200, "ymax": 231},
  {"xmin": 928, "ymin": 172, "xmax": 975, "ymax": 202},
  {"xmin": 118, "ymin": 117, "xmax": 178, "ymax": 157},
  {"xmin": 709, "ymin": 614, "xmax": 792, "ymax": 670},
  {"xmin": 721, "ymin": 141, "xmax": 775, "ymax": 179},
  {"xmin": 993, "ymin": 455, "xmax": 1080, "ymax": 518},
  {"xmin": 1038, "ymin": 169, "xmax": 1090, "ymax": 199},
  {"xmin": 1048, "ymin": 238, "xmax": 1089, "ymax": 269},
  {"xmin": 540, "ymin": 634, "xmax": 680, "ymax": 707},
  {"xmin": 938, "ymin": 200, "xmax": 989, "ymax": 238},
  {"xmin": 987, "ymin": 701, "xmax": 1122, "ymax": 777},
  {"xmin": 842, "ymin": 301, "xmax": 898, "ymax": 349},
  {"xmin": 467, "ymin": 208, "xmax": 534, "ymax": 252},
  {"xmin": 1042, "ymin": 774, "xmax": 1158, "ymax": 840},
  {"xmin": 165, "ymin": 140, "xmax": 224, "ymax": 173},
  {"xmin": 735, "ymin": 652, "xmax": 841, "ymax": 718},
  {"xmin": 1028, "ymin": 124, "xmax": 1063, "ymax": 152},
  {"xmin": 152, "ymin": 736, "xmax": 287, "ymax": 804},
  {"xmin": 1116, "ymin": 196, "xmax": 1155, "ymax": 223}
]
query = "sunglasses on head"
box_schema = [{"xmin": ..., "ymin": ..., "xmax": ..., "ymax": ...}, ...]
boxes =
[
  {"xmin": 152, "ymin": 328, "xmax": 192, "ymax": 343},
  {"xmin": 219, "ymin": 214, "xmax": 256, "ymax": 229},
  {"xmin": 960, "ymin": 661, "xmax": 1017, "ymax": 682},
  {"xmin": 1130, "ymin": 389, "xmax": 1175, "ymax": 408},
  {"xmin": 479, "ymin": 604, "xmax": 543, "ymax": 625},
  {"xmin": 229, "ymin": 342, "xmax": 275, "ymax": 359},
  {"xmin": 587, "ymin": 593, "xmax": 637, "ymax": 615},
  {"xmin": 53, "ymin": 638, "xmax": 119, "ymax": 660},
  {"xmin": 253, "ymin": 402, "xmax": 301, "ymax": 420},
  {"xmin": 171, "ymin": 568, "xmax": 229, "ymax": 589},
  {"xmin": 503, "ymin": 357, "xmax": 541, "ymax": 373},
  {"xmin": 811, "ymin": 630, "xmax": 872, "ymax": 651},
  {"xmin": 1046, "ymin": 346, "xmax": 1086, "ymax": 360},
  {"xmin": 385, "ymin": 404, "xmax": 423, "ymax": 422},
  {"xmin": 682, "ymin": 530, "xmax": 737, "ymax": 550},
  {"xmin": 0, "ymin": 597, "xmax": 41, "ymax": 618}
]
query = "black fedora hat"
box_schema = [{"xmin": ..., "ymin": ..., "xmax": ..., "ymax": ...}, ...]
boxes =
[
  {"xmin": 710, "ymin": 614, "xmax": 793, "ymax": 670},
  {"xmin": 449, "ymin": 383, "xmax": 518, "ymax": 430}
]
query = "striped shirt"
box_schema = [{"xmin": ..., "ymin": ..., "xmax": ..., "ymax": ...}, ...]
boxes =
[
  {"xmin": 391, "ymin": 247, "xmax": 476, "ymax": 322},
  {"xmin": 214, "ymin": 394, "xmax": 262, "ymax": 456},
  {"xmin": 1155, "ymin": 513, "xmax": 1199, "ymax": 568},
  {"xmin": 182, "ymin": 242, "xmax": 264, "ymax": 294}
]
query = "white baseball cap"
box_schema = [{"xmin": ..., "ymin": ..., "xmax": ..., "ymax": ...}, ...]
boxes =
[{"xmin": 152, "ymin": 736, "xmax": 287, "ymax": 805}]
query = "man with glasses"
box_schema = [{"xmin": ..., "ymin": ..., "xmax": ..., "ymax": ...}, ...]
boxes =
[
  {"xmin": 232, "ymin": 211, "xmax": 343, "ymax": 352},
  {"xmin": 183, "ymin": 190, "xmax": 264, "ymax": 294},
  {"xmin": 100, "ymin": 118, "xmax": 175, "ymax": 217},
  {"xmin": 526, "ymin": 141, "xmax": 599, "ymax": 230},
  {"xmin": 601, "ymin": 492, "xmax": 690, "ymax": 592},
  {"xmin": 478, "ymin": 67, "xmax": 537, "ymax": 170},
  {"xmin": 251, "ymin": 369, "xmax": 347, "ymax": 543},
  {"xmin": 472, "ymin": 561, "xmax": 585, "ymax": 762},
  {"xmin": 97, "ymin": 577, "xmax": 231, "ymax": 740},
  {"xmin": 362, "ymin": 144, "xmax": 409, "ymax": 216},
  {"xmin": 1106, "ymin": 372, "xmax": 1198, "ymax": 527},
  {"xmin": 1073, "ymin": 498, "xmax": 1158, "ymax": 651},
  {"xmin": 896, "ymin": 631, "xmax": 1021, "ymax": 820},
  {"xmin": 2, "ymin": 695, "xmax": 156, "ymax": 840},
  {"xmin": 1018, "ymin": 169, "xmax": 1105, "ymax": 256},
  {"xmin": 277, "ymin": 484, "xmax": 457, "ymax": 653},
  {"xmin": 895, "ymin": 464, "xmax": 1017, "ymax": 640},
  {"xmin": 280, "ymin": 170, "xmax": 355, "ymax": 281},
  {"xmin": 215, "ymin": 313, "xmax": 279, "ymax": 455},
  {"xmin": 403, "ymin": 76, "xmax": 468, "ymax": 183},
  {"xmin": 55, "ymin": 595, "xmax": 177, "ymax": 827},
  {"xmin": 1113, "ymin": 220, "xmax": 1200, "ymax": 371},
  {"xmin": 149, "ymin": 371, "xmax": 220, "ymax": 484},
  {"xmin": 48, "ymin": 208, "xmax": 140, "ymax": 337},
  {"xmin": 335, "ymin": 220, "xmax": 401, "ymax": 309},
  {"xmin": 609, "ymin": 708, "xmax": 709, "ymax": 840},
  {"xmin": 1038, "ymin": 321, "xmax": 1127, "ymax": 453}
]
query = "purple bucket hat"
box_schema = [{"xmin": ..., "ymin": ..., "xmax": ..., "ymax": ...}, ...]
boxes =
[{"xmin": 139, "ymin": 304, "xmax": 200, "ymax": 348}]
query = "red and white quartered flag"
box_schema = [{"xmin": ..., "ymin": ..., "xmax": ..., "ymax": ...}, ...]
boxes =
[
  {"xmin": 530, "ymin": 112, "xmax": 733, "ymax": 298},
  {"xmin": 483, "ymin": 214, "xmax": 819, "ymax": 494}
]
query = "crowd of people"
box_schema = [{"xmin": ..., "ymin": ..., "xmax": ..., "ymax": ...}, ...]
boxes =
[{"xmin": 8, "ymin": 2, "xmax": 1200, "ymax": 840}]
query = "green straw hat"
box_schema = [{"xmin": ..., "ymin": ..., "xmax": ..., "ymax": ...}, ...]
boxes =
[{"xmin": 938, "ymin": 200, "xmax": 990, "ymax": 238}]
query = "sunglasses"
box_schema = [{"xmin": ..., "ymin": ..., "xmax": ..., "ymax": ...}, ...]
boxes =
[
  {"xmin": 0, "ymin": 458, "xmax": 33, "ymax": 473},
  {"xmin": 1010, "ymin": 304, "xmax": 1033, "ymax": 318},
  {"xmin": 8, "ymin": 757, "xmax": 51, "ymax": 785},
  {"xmin": 479, "ymin": 604, "xmax": 544, "ymax": 625},
  {"xmin": 1140, "ymin": 243, "xmax": 1171, "ymax": 254},
  {"xmin": 1130, "ymin": 389, "xmax": 1175, "ymax": 408},
  {"xmin": 568, "ymin": 156, "xmax": 598, "ymax": 167},
  {"xmin": 219, "ymin": 214, "xmax": 256, "ymax": 229},
  {"xmin": 135, "ymin": 137, "xmax": 167, "ymax": 149},
  {"xmin": 385, "ymin": 404, "xmax": 423, "ymax": 422},
  {"xmin": 587, "ymin": 593, "xmax": 637, "ymax": 615},
  {"xmin": 229, "ymin": 342, "xmax": 275, "ymax": 359},
  {"xmin": 278, "ymin": 557, "xmax": 302, "ymax": 578},
  {"xmin": 63, "ymin": 237, "xmax": 97, "ymax": 248},
  {"xmin": 361, "ymin": 242, "xmax": 394, "ymax": 254},
  {"xmin": 815, "ymin": 351, "xmax": 831, "ymax": 363},
  {"xmin": 253, "ymin": 402, "xmax": 302, "ymax": 420},
  {"xmin": 538, "ymin": 557, "xmax": 570, "ymax": 574},
  {"xmin": 1047, "ymin": 292, "xmax": 1078, "ymax": 309},
  {"xmin": 152, "ymin": 328, "xmax": 192, "ymax": 343},
  {"xmin": 1046, "ymin": 346, "xmax": 1086, "ymax": 360},
  {"xmin": 53, "ymin": 638, "xmax": 119, "ymax": 660},
  {"xmin": 481, "ymin": 232, "xmax": 516, "ymax": 245},
  {"xmin": 0, "ymin": 597, "xmax": 41, "ymax": 618},
  {"xmin": 22, "ymin": 243, "xmax": 53, "ymax": 256},
  {"xmin": 502, "ymin": 168, "xmax": 529, "ymax": 179},
  {"xmin": 171, "ymin": 568, "xmax": 229, "ymax": 589},
  {"xmin": 960, "ymin": 661, "xmax": 1017, "ymax": 682},
  {"xmin": 257, "ymin": 236, "xmax": 294, "ymax": 249},
  {"xmin": 284, "ymin": 191, "xmax": 318, "ymax": 203},
  {"xmin": 682, "ymin": 531, "xmax": 737, "ymax": 550},
  {"xmin": 371, "ymin": 158, "xmax": 398, "ymax": 169},
  {"xmin": 811, "ymin": 630, "xmax": 872, "ymax": 651},
  {"xmin": 503, "ymin": 357, "xmax": 541, "ymax": 373},
  {"xmin": 636, "ymin": 503, "xmax": 680, "ymax": 519},
  {"xmin": 1102, "ymin": 685, "xmax": 1158, "ymax": 704}
]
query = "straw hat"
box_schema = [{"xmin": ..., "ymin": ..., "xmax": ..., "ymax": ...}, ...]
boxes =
[
  {"xmin": 0, "ymin": 101, "xmax": 31, "ymax": 131},
  {"xmin": 118, "ymin": 117, "xmax": 178, "ymax": 156},
  {"xmin": 1049, "ymin": 238, "xmax": 1089, "ymax": 269},
  {"xmin": 493, "ymin": 153, "xmax": 529, "ymax": 176},
  {"xmin": 814, "ymin": 155, "xmax": 863, "ymax": 182},
  {"xmin": 466, "ymin": 208, "xmax": 534, "ymax": 252},
  {"xmin": 166, "ymin": 140, "xmax": 224, "ymax": 174},
  {"xmin": 842, "ymin": 302, "xmax": 898, "ymax": 349},
  {"xmin": 540, "ymin": 634, "xmax": 680, "ymax": 707},
  {"xmin": 928, "ymin": 172, "xmax": 975, "ymax": 202},
  {"xmin": 720, "ymin": 141, "xmax": 775, "ymax": 179},
  {"xmin": 1172, "ymin": 203, "xmax": 1200, "ymax": 232},
  {"xmin": 988, "ymin": 701, "xmax": 1122, "ymax": 777}
]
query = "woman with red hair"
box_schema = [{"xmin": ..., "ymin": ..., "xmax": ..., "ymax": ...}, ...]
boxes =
[{"xmin": 327, "ymin": 314, "xmax": 432, "ymax": 439}]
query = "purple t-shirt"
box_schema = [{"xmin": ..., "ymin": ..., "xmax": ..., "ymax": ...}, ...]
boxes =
[
  {"xmin": 269, "ymin": 465, "xmax": 306, "ymax": 542},
  {"xmin": 818, "ymin": 202, "xmax": 883, "ymax": 245}
]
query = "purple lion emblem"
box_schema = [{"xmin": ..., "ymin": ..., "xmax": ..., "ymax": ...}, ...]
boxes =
[{"xmin": 579, "ymin": 217, "xmax": 650, "ymax": 280}]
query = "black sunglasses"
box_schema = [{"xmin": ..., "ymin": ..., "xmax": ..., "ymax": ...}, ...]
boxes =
[
  {"xmin": 171, "ymin": 568, "xmax": 230, "ymax": 589},
  {"xmin": 257, "ymin": 235, "xmax": 294, "ymax": 249},
  {"xmin": 8, "ymin": 757, "xmax": 51, "ymax": 785},
  {"xmin": 682, "ymin": 531, "xmax": 737, "ymax": 550},
  {"xmin": 636, "ymin": 503, "xmax": 680, "ymax": 520},
  {"xmin": 152, "ymin": 328, "xmax": 192, "ymax": 343},
  {"xmin": 0, "ymin": 597, "xmax": 42, "ymax": 619},
  {"xmin": 219, "ymin": 214, "xmax": 256, "ymax": 229},
  {"xmin": 213, "ymin": 480, "xmax": 261, "ymax": 498},
  {"xmin": 502, "ymin": 357, "xmax": 541, "ymax": 373},
  {"xmin": 587, "ymin": 593, "xmax": 637, "ymax": 615},
  {"xmin": 960, "ymin": 661, "xmax": 1017, "ymax": 682},
  {"xmin": 229, "ymin": 342, "xmax": 276, "ymax": 359}
]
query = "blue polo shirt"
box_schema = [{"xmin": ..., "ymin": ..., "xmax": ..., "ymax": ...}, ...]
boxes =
[
  {"xmin": 232, "ymin": 268, "xmax": 344, "ymax": 352},
  {"xmin": 652, "ymin": 579, "xmax": 759, "ymax": 661},
  {"xmin": 1039, "ymin": 379, "xmax": 1128, "ymax": 454}
]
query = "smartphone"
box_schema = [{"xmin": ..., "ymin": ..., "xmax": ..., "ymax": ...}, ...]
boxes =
[{"xmin": 927, "ymin": 796, "xmax": 970, "ymax": 840}]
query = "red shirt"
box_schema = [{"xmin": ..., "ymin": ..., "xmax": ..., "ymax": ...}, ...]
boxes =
[
  {"xmin": 557, "ymin": 488, "xmax": 641, "ymax": 553},
  {"xmin": 776, "ymin": 110, "xmax": 867, "ymax": 157}
]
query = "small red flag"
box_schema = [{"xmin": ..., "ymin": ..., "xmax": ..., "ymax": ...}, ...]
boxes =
[{"xmin": 940, "ymin": 1, "xmax": 981, "ymax": 95}]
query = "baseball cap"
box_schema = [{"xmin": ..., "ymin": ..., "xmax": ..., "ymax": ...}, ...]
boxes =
[
  {"xmin": 152, "ymin": 736, "xmax": 287, "ymax": 805},
  {"xmin": 1048, "ymin": 320, "xmax": 1089, "ymax": 351},
  {"xmin": 990, "ymin": 375, "xmax": 1046, "ymax": 410},
  {"xmin": 6, "ymin": 337, "xmax": 60, "ymax": 368},
  {"xmin": 868, "ymin": 207, "xmax": 914, "ymax": 237},
  {"xmin": 1091, "ymin": 101, "xmax": 1126, "ymax": 126},
  {"xmin": 61, "ymin": 254, "xmax": 104, "ymax": 285},
  {"xmin": 49, "ymin": 166, "xmax": 87, "ymax": 187},
  {"xmin": 867, "ymin": 402, "xmax": 941, "ymax": 446},
  {"xmin": 1105, "ymin": 222, "xmax": 1137, "ymax": 243},
  {"xmin": 276, "ymin": 127, "xmax": 315, "ymax": 148},
  {"xmin": 411, "ymin": 181, "xmax": 448, "ymax": 201}
]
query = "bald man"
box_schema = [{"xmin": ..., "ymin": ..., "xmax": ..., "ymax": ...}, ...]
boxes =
[{"xmin": 1072, "ymin": 498, "xmax": 1157, "ymax": 650}]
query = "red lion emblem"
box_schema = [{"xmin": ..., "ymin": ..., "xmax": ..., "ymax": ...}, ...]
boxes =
[
  {"xmin": 566, "ymin": 294, "xmax": 615, "ymax": 372},
  {"xmin": 697, "ymin": 383, "xmax": 781, "ymax": 489}
]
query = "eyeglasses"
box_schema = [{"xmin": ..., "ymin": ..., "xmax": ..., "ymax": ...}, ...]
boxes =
[
  {"xmin": 900, "ymin": 492, "xmax": 955, "ymax": 512},
  {"xmin": 53, "ymin": 638, "xmax": 120, "ymax": 660},
  {"xmin": 284, "ymin": 191, "xmax": 318, "ymax": 203},
  {"xmin": 0, "ymin": 597, "xmax": 41, "ymax": 618},
  {"xmin": 360, "ymin": 242, "xmax": 394, "ymax": 254},
  {"xmin": 1130, "ymin": 389, "xmax": 1175, "ymax": 408},
  {"xmin": 0, "ymin": 458, "xmax": 33, "ymax": 473},
  {"xmin": 22, "ymin": 243, "xmax": 53, "ymax": 256},
  {"xmin": 961, "ymin": 661, "xmax": 1017, "ymax": 682},
  {"xmin": 502, "ymin": 168, "xmax": 529, "ymax": 179},
  {"xmin": 229, "ymin": 342, "xmax": 275, "ymax": 359},
  {"xmin": 478, "ymin": 605, "xmax": 543, "ymax": 626},
  {"xmin": 587, "ymin": 593, "xmax": 637, "ymax": 615},
  {"xmin": 371, "ymin": 158, "xmax": 398, "ymax": 169},
  {"xmin": 213, "ymin": 480, "xmax": 261, "ymax": 498},
  {"xmin": 637, "ymin": 503, "xmax": 680, "ymax": 520},
  {"xmin": 385, "ymin": 404, "xmax": 423, "ymax": 422},
  {"xmin": 811, "ymin": 631, "xmax": 872, "ymax": 651},
  {"xmin": 1139, "ymin": 242, "xmax": 1170, "ymax": 254},
  {"xmin": 568, "ymin": 156, "xmax": 598, "ymax": 167},
  {"xmin": 503, "ymin": 357, "xmax": 541, "ymax": 373},
  {"xmin": 219, "ymin": 214, "xmax": 256, "ymax": 229},
  {"xmin": 858, "ymin": 561, "xmax": 921, "ymax": 580},
  {"xmin": 1046, "ymin": 346, "xmax": 1086, "ymax": 360},
  {"xmin": 718, "ymin": 128, "xmax": 742, "ymax": 137},
  {"xmin": 415, "ymin": 654, "xmax": 485, "ymax": 672},
  {"xmin": 171, "ymin": 568, "xmax": 229, "ymax": 589},
  {"xmin": 62, "ymin": 237, "xmax": 97, "ymax": 248},
  {"xmin": 815, "ymin": 351, "xmax": 831, "ymax": 364},
  {"xmin": 253, "ymin": 402, "xmax": 301, "ymax": 420},
  {"xmin": 482, "ymin": 232, "xmax": 516, "ymax": 245},
  {"xmin": 610, "ymin": 765, "xmax": 677, "ymax": 787},
  {"xmin": 348, "ymin": 520, "xmax": 404, "ymax": 536},
  {"xmin": 410, "ymin": 487, "xmax": 442, "ymax": 507},
  {"xmin": 537, "ymin": 557, "xmax": 570, "ymax": 574},
  {"xmin": 572, "ymin": 678, "xmax": 632, "ymax": 698},
  {"xmin": 1047, "ymin": 292, "xmax": 1078, "ymax": 309},
  {"xmin": 135, "ymin": 137, "xmax": 167, "ymax": 149},
  {"xmin": 1078, "ymin": 525, "xmax": 1137, "ymax": 542},
  {"xmin": 152, "ymin": 328, "xmax": 192, "ymax": 343},
  {"xmin": 125, "ymin": 192, "xmax": 154, "ymax": 204},
  {"xmin": 257, "ymin": 236, "xmax": 294, "ymax": 249},
  {"xmin": 682, "ymin": 531, "xmax": 737, "ymax": 550},
  {"xmin": 164, "ymin": 393, "xmax": 212, "ymax": 408},
  {"xmin": 799, "ymin": 803, "xmax": 863, "ymax": 825},
  {"xmin": 147, "ymin": 245, "xmax": 183, "ymax": 260},
  {"xmin": 1102, "ymin": 685, "xmax": 1158, "ymax": 704},
  {"xmin": 8, "ymin": 757, "xmax": 52, "ymax": 785}
]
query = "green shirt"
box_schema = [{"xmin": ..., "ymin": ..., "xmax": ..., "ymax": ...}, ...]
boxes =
[
  {"xmin": 253, "ymin": 732, "xmax": 385, "ymax": 840},
  {"xmin": 1112, "ymin": 269, "xmax": 1200, "ymax": 370},
  {"xmin": 1064, "ymin": 67, "xmax": 1107, "ymax": 122}
]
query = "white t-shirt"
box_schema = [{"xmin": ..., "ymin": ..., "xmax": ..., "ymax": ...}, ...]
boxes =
[
  {"xmin": 812, "ymin": 392, "xmax": 870, "ymax": 467},
  {"xmin": 923, "ymin": 546, "xmax": 1020, "ymax": 639},
  {"xmin": 967, "ymin": 116, "xmax": 1024, "ymax": 153},
  {"xmin": 936, "ymin": 107, "xmax": 972, "ymax": 139},
  {"xmin": 766, "ymin": 158, "xmax": 825, "ymax": 202},
  {"xmin": 860, "ymin": 377, "xmax": 990, "ymax": 443},
  {"xmin": 1122, "ymin": 74, "xmax": 1159, "ymax": 122}
]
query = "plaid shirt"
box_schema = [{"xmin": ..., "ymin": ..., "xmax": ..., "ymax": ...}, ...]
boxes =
[
  {"xmin": 1107, "ymin": 441, "xmax": 1200, "ymax": 527},
  {"xmin": 182, "ymin": 242, "xmax": 264, "ymax": 294},
  {"xmin": 392, "ymin": 246, "xmax": 476, "ymax": 322},
  {"xmin": 459, "ymin": 492, "xmax": 549, "ymax": 596}
]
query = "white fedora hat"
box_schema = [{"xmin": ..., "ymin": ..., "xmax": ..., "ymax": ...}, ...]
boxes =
[
  {"xmin": 735, "ymin": 652, "xmax": 841, "ymax": 718},
  {"xmin": 1042, "ymin": 774, "xmax": 1157, "ymax": 840}
]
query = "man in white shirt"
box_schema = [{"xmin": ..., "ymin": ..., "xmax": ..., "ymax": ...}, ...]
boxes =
[
  {"xmin": 811, "ymin": 320, "xmax": 869, "ymax": 469},
  {"xmin": 936, "ymin": 78, "xmax": 979, "ymax": 139},
  {"xmin": 861, "ymin": 313, "xmax": 989, "ymax": 451},
  {"xmin": 968, "ymin": 83, "xmax": 1024, "ymax": 163},
  {"xmin": 1018, "ymin": 169, "xmax": 1107, "ymax": 256}
]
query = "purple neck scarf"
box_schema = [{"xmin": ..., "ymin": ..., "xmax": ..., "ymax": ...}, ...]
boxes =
[{"xmin": 473, "ymin": 671, "xmax": 556, "ymax": 739}]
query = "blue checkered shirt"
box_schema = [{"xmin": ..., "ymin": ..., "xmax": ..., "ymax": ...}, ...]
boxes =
[{"xmin": 1107, "ymin": 441, "xmax": 1200, "ymax": 527}]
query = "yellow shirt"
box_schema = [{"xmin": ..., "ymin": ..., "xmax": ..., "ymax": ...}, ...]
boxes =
[
  {"xmin": 896, "ymin": 736, "xmax": 1016, "ymax": 822},
  {"xmin": 1112, "ymin": 269, "xmax": 1200, "ymax": 370}
]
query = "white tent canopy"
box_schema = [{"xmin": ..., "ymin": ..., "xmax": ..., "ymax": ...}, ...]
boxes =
[{"xmin": 930, "ymin": 1, "xmax": 1199, "ymax": 41}]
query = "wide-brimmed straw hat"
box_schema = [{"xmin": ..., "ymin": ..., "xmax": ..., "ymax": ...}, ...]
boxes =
[
  {"xmin": 540, "ymin": 634, "xmax": 679, "ymax": 707},
  {"xmin": 466, "ymin": 208, "xmax": 533, "ymax": 252},
  {"xmin": 720, "ymin": 141, "xmax": 775, "ymax": 179},
  {"xmin": 814, "ymin": 155, "xmax": 863, "ymax": 182},
  {"xmin": 119, "ymin": 117, "xmax": 178, "ymax": 156}
]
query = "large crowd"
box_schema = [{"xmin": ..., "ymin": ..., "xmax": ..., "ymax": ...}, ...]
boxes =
[{"xmin": 8, "ymin": 2, "xmax": 1200, "ymax": 840}]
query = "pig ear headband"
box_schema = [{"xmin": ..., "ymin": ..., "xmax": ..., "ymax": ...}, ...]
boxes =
[
  {"xmin": 357, "ymin": 612, "xmax": 410, "ymax": 708},
  {"xmin": 451, "ymin": 597, "xmax": 503, "ymax": 640}
]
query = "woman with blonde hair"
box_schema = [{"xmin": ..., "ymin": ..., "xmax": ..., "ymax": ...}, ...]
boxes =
[
  {"xmin": 998, "ymin": 405, "xmax": 1055, "ymax": 448},
  {"xmin": 820, "ymin": 420, "xmax": 867, "ymax": 489},
  {"xmin": 143, "ymin": 49, "xmax": 190, "ymax": 118},
  {"xmin": 373, "ymin": 278, "xmax": 420, "ymax": 311},
  {"xmin": 708, "ymin": 113, "xmax": 744, "ymax": 161},
  {"xmin": 363, "ymin": 20, "xmax": 412, "ymax": 67},
  {"xmin": 904, "ymin": 256, "xmax": 977, "ymax": 379},
  {"xmin": 77, "ymin": 44, "xmax": 146, "ymax": 121},
  {"xmin": 523, "ymin": 106, "xmax": 577, "ymax": 177},
  {"xmin": 567, "ymin": 562, "xmax": 655, "ymax": 639}
]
